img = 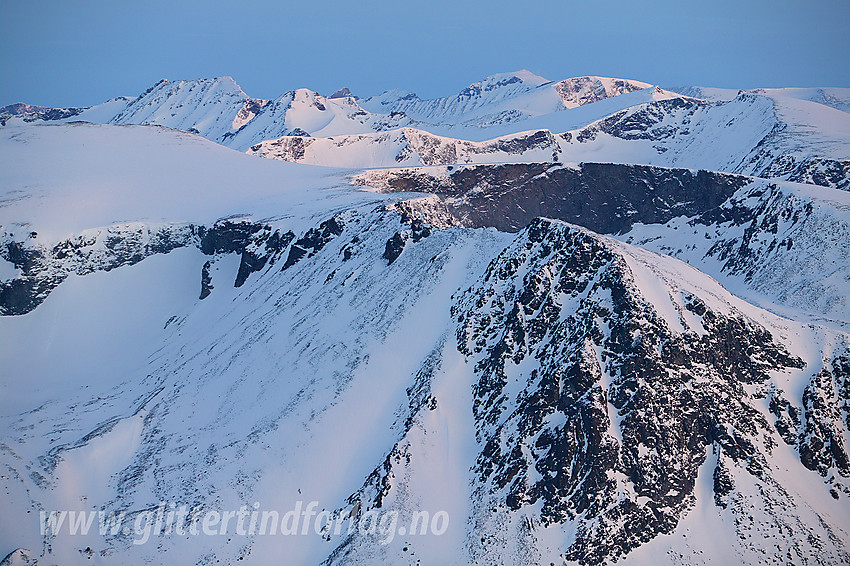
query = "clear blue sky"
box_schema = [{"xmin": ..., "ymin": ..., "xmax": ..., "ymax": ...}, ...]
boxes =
[{"xmin": 2, "ymin": 0, "xmax": 849, "ymax": 108}]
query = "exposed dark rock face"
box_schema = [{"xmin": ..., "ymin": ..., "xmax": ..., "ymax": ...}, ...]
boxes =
[
  {"xmin": 199, "ymin": 261, "xmax": 213, "ymax": 300},
  {"xmin": 0, "ymin": 103, "xmax": 86, "ymax": 126},
  {"xmin": 0, "ymin": 218, "xmax": 309, "ymax": 315},
  {"xmin": 0, "ymin": 548, "xmax": 33, "ymax": 566},
  {"xmin": 755, "ymin": 155, "xmax": 850, "ymax": 192},
  {"xmin": 453, "ymin": 218, "xmax": 811, "ymax": 564},
  {"xmin": 409, "ymin": 218, "xmax": 431, "ymax": 242},
  {"xmin": 250, "ymin": 135, "xmax": 314, "ymax": 160},
  {"xmin": 282, "ymin": 217, "xmax": 345, "ymax": 270},
  {"xmin": 287, "ymin": 127, "xmax": 310, "ymax": 137},
  {"xmin": 553, "ymin": 76, "xmax": 647, "ymax": 107},
  {"xmin": 712, "ymin": 457, "xmax": 735, "ymax": 508},
  {"xmin": 382, "ymin": 216, "xmax": 431, "ymax": 265},
  {"xmin": 282, "ymin": 243, "xmax": 308, "ymax": 268},
  {"xmin": 408, "ymin": 129, "xmax": 561, "ymax": 166},
  {"xmin": 1, "ymin": 224, "xmax": 194, "ymax": 315},
  {"xmin": 474, "ymin": 129, "xmax": 557, "ymax": 157},
  {"xmin": 382, "ymin": 232, "xmax": 408, "ymax": 265},
  {"xmin": 0, "ymin": 275, "xmax": 65, "ymax": 316},
  {"xmin": 767, "ymin": 386, "xmax": 801, "ymax": 446},
  {"xmin": 318, "ymin": 212, "xmax": 848, "ymax": 564},
  {"xmin": 231, "ymin": 97, "xmax": 269, "ymax": 128},
  {"xmin": 363, "ymin": 162, "xmax": 749, "ymax": 233},
  {"xmin": 198, "ymin": 220, "xmax": 264, "ymax": 255},
  {"xmin": 234, "ymin": 228, "xmax": 294, "ymax": 287},
  {"xmin": 589, "ymin": 97, "xmax": 704, "ymax": 142},
  {"xmin": 363, "ymin": 161, "xmax": 850, "ymax": 321},
  {"xmin": 799, "ymin": 355, "xmax": 850, "ymax": 477}
]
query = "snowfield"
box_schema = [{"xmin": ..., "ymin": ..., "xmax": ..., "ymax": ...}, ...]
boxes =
[{"xmin": 0, "ymin": 123, "xmax": 382, "ymax": 242}]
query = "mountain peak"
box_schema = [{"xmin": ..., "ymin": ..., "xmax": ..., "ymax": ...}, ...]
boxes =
[
  {"xmin": 329, "ymin": 87, "xmax": 356, "ymax": 99},
  {"xmin": 482, "ymin": 69, "xmax": 550, "ymax": 86},
  {"xmin": 462, "ymin": 69, "xmax": 550, "ymax": 95}
]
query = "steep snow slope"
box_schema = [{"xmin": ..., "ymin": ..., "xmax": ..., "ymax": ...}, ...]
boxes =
[
  {"xmin": 0, "ymin": 184, "xmax": 514, "ymax": 564},
  {"xmin": 106, "ymin": 77, "xmax": 255, "ymax": 142},
  {"xmin": 2, "ymin": 203, "xmax": 848, "ymax": 565},
  {"xmin": 619, "ymin": 179, "xmax": 850, "ymax": 327}
]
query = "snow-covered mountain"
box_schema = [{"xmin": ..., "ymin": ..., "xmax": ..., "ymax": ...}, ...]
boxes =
[
  {"xmin": 1, "ymin": 69, "xmax": 849, "ymax": 566},
  {"xmin": 357, "ymin": 161, "xmax": 850, "ymax": 323},
  {"xmin": 247, "ymin": 127, "xmax": 564, "ymax": 168},
  {"xmin": 358, "ymin": 71, "xmax": 653, "ymax": 127},
  {"xmin": 669, "ymin": 85, "xmax": 850, "ymax": 114},
  {"xmin": 253, "ymin": 92, "xmax": 850, "ymax": 191},
  {"xmin": 0, "ymin": 77, "xmax": 414, "ymax": 152},
  {"xmin": 0, "ymin": 72, "xmax": 673, "ymax": 150}
]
